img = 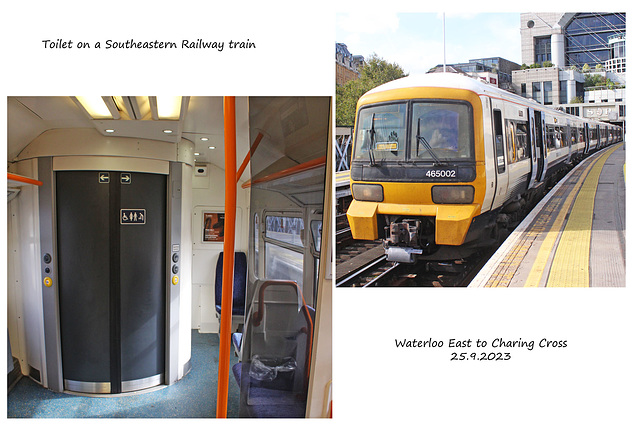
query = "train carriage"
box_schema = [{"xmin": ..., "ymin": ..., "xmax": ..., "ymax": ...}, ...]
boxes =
[
  {"xmin": 7, "ymin": 96, "xmax": 332, "ymax": 418},
  {"xmin": 347, "ymin": 73, "xmax": 623, "ymax": 263}
]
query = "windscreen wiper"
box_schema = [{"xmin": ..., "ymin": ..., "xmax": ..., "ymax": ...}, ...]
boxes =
[
  {"xmin": 416, "ymin": 118, "xmax": 444, "ymax": 165},
  {"xmin": 368, "ymin": 113, "xmax": 377, "ymax": 166}
]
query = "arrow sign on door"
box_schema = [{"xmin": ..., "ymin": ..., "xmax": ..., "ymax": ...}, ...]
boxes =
[
  {"xmin": 121, "ymin": 173, "xmax": 132, "ymax": 184},
  {"xmin": 98, "ymin": 172, "xmax": 110, "ymax": 183}
]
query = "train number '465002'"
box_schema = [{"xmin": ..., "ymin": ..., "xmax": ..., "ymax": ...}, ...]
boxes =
[{"xmin": 425, "ymin": 167, "xmax": 457, "ymax": 179}]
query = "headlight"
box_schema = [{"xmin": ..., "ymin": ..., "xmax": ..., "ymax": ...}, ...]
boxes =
[
  {"xmin": 431, "ymin": 185, "xmax": 474, "ymax": 204},
  {"xmin": 352, "ymin": 183, "xmax": 384, "ymax": 202}
]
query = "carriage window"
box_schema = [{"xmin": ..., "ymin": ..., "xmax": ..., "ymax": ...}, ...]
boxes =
[
  {"xmin": 506, "ymin": 122, "xmax": 517, "ymax": 164},
  {"xmin": 410, "ymin": 102, "xmax": 474, "ymax": 161},
  {"xmin": 310, "ymin": 220, "xmax": 322, "ymax": 253},
  {"xmin": 493, "ymin": 109, "xmax": 505, "ymax": 173},
  {"xmin": 254, "ymin": 213, "xmax": 260, "ymax": 275},
  {"xmin": 265, "ymin": 215, "xmax": 304, "ymax": 247},
  {"xmin": 546, "ymin": 125, "xmax": 557, "ymax": 151},
  {"xmin": 353, "ymin": 103, "xmax": 406, "ymax": 162},
  {"xmin": 515, "ymin": 123, "xmax": 531, "ymax": 160},
  {"xmin": 558, "ymin": 126, "xmax": 567, "ymax": 147},
  {"xmin": 506, "ymin": 120, "xmax": 530, "ymax": 163},
  {"xmin": 265, "ymin": 243, "xmax": 304, "ymax": 286}
]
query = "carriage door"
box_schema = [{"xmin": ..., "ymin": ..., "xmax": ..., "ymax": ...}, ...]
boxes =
[
  {"xmin": 528, "ymin": 109, "xmax": 547, "ymax": 183},
  {"xmin": 491, "ymin": 105, "xmax": 509, "ymax": 209},
  {"xmin": 56, "ymin": 170, "xmax": 167, "ymax": 394},
  {"xmin": 584, "ymin": 123, "xmax": 589, "ymax": 154}
]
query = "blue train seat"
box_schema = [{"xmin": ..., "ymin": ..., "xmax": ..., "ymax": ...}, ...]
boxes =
[{"xmin": 214, "ymin": 251, "xmax": 247, "ymax": 332}]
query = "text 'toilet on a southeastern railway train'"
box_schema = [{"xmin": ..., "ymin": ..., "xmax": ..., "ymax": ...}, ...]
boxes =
[{"xmin": 346, "ymin": 73, "xmax": 622, "ymax": 263}]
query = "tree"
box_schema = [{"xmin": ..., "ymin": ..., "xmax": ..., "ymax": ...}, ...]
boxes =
[
  {"xmin": 584, "ymin": 73, "xmax": 606, "ymax": 88},
  {"xmin": 336, "ymin": 54, "xmax": 407, "ymax": 127},
  {"xmin": 582, "ymin": 63, "xmax": 591, "ymax": 73}
]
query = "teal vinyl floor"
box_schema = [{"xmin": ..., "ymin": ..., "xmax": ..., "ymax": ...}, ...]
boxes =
[{"xmin": 7, "ymin": 330, "xmax": 240, "ymax": 418}]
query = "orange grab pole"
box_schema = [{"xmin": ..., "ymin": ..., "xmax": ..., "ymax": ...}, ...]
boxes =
[
  {"xmin": 241, "ymin": 156, "xmax": 326, "ymax": 189},
  {"xmin": 236, "ymin": 132, "xmax": 264, "ymax": 183},
  {"xmin": 216, "ymin": 96, "xmax": 237, "ymax": 418}
]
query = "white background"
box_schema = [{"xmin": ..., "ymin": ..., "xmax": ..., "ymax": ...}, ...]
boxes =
[{"xmin": 2, "ymin": 1, "xmax": 638, "ymax": 426}]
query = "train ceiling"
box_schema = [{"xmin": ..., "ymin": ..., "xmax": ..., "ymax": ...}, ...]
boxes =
[{"xmin": 7, "ymin": 96, "xmax": 330, "ymax": 182}]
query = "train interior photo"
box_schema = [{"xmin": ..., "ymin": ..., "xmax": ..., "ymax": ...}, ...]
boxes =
[{"xmin": 6, "ymin": 96, "xmax": 332, "ymax": 418}]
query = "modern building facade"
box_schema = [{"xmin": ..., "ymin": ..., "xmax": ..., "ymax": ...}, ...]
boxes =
[
  {"xmin": 515, "ymin": 12, "xmax": 625, "ymax": 127},
  {"xmin": 520, "ymin": 13, "xmax": 626, "ymax": 70}
]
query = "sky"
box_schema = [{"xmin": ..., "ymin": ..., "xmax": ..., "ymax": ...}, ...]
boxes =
[{"xmin": 336, "ymin": 12, "xmax": 522, "ymax": 75}]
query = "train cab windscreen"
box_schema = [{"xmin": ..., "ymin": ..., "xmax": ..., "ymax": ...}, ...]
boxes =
[
  {"xmin": 410, "ymin": 102, "xmax": 474, "ymax": 160},
  {"xmin": 354, "ymin": 103, "xmax": 407, "ymax": 162},
  {"xmin": 353, "ymin": 101, "xmax": 474, "ymax": 164}
]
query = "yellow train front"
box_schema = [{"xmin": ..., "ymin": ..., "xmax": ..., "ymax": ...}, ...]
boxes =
[{"xmin": 347, "ymin": 73, "xmax": 491, "ymax": 263}]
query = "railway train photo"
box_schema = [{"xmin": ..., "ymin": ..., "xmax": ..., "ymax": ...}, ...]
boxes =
[
  {"xmin": 7, "ymin": 96, "xmax": 332, "ymax": 418},
  {"xmin": 346, "ymin": 72, "xmax": 623, "ymax": 263}
]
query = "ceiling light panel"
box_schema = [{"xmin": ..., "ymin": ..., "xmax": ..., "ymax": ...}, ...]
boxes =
[
  {"xmin": 155, "ymin": 96, "xmax": 182, "ymax": 120},
  {"xmin": 75, "ymin": 96, "xmax": 113, "ymax": 119}
]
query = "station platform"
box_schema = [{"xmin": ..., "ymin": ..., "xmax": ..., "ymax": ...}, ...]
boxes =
[{"xmin": 469, "ymin": 143, "xmax": 625, "ymax": 288}]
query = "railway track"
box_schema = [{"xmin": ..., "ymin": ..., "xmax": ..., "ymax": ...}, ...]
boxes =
[
  {"xmin": 336, "ymin": 255, "xmax": 397, "ymax": 287},
  {"xmin": 335, "ymin": 224, "xmax": 500, "ymax": 287}
]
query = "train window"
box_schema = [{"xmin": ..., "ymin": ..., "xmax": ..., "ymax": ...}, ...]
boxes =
[
  {"xmin": 506, "ymin": 122, "xmax": 516, "ymax": 164},
  {"xmin": 516, "ymin": 123, "xmax": 530, "ymax": 160},
  {"xmin": 265, "ymin": 215, "xmax": 304, "ymax": 247},
  {"xmin": 493, "ymin": 109, "xmax": 505, "ymax": 173},
  {"xmin": 353, "ymin": 103, "xmax": 406, "ymax": 162},
  {"xmin": 545, "ymin": 125, "xmax": 557, "ymax": 151},
  {"xmin": 310, "ymin": 220, "xmax": 322, "ymax": 253},
  {"xmin": 254, "ymin": 213, "xmax": 260, "ymax": 275},
  {"xmin": 559, "ymin": 126, "xmax": 567, "ymax": 147},
  {"xmin": 505, "ymin": 121, "xmax": 530, "ymax": 163},
  {"xmin": 410, "ymin": 101, "xmax": 473, "ymax": 161},
  {"xmin": 265, "ymin": 242, "xmax": 304, "ymax": 286}
]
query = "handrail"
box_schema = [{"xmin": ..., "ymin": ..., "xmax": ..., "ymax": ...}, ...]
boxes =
[
  {"xmin": 8, "ymin": 173, "xmax": 43, "ymax": 186},
  {"xmin": 236, "ymin": 132, "xmax": 264, "ymax": 183},
  {"xmin": 251, "ymin": 279, "xmax": 314, "ymax": 387},
  {"xmin": 241, "ymin": 156, "xmax": 326, "ymax": 189},
  {"xmin": 216, "ymin": 96, "xmax": 237, "ymax": 419}
]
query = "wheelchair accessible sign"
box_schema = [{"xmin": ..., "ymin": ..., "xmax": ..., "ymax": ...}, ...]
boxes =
[{"xmin": 121, "ymin": 209, "xmax": 146, "ymax": 225}]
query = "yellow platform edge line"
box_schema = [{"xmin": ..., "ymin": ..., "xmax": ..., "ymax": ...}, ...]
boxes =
[
  {"xmin": 522, "ymin": 159, "xmax": 597, "ymax": 288},
  {"xmin": 546, "ymin": 146, "xmax": 619, "ymax": 287}
]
